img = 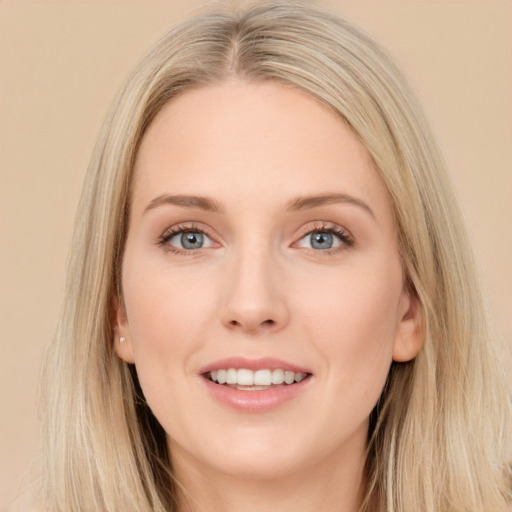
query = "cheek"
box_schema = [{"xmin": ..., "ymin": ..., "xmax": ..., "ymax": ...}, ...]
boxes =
[
  {"xmin": 121, "ymin": 276, "xmax": 208, "ymax": 432},
  {"xmin": 120, "ymin": 253, "xmax": 217, "ymax": 398},
  {"xmin": 123, "ymin": 251, "xmax": 217, "ymax": 345},
  {"xmin": 297, "ymin": 262, "xmax": 403, "ymax": 398}
]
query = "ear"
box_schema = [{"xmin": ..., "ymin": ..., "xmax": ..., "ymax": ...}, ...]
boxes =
[
  {"xmin": 392, "ymin": 287, "xmax": 424, "ymax": 362},
  {"xmin": 112, "ymin": 294, "xmax": 135, "ymax": 364}
]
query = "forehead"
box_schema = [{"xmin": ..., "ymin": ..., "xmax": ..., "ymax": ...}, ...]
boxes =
[{"xmin": 132, "ymin": 79, "xmax": 391, "ymax": 221}]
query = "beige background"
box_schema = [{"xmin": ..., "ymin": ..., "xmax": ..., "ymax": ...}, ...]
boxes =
[{"xmin": 1, "ymin": 0, "xmax": 511, "ymax": 509}]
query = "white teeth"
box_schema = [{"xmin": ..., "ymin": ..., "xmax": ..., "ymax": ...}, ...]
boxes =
[
  {"xmin": 272, "ymin": 369, "xmax": 285, "ymax": 384},
  {"xmin": 237, "ymin": 369, "xmax": 254, "ymax": 386},
  {"xmin": 208, "ymin": 368, "xmax": 308, "ymax": 386},
  {"xmin": 254, "ymin": 369, "xmax": 272, "ymax": 386},
  {"xmin": 284, "ymin": 371, "xmax": 295, "ymax": 384},
  {"xmin": 226, "ymin": 368, "xmax": 237, "ymax": 384},
  {"xmin": 217, "ymin": 369, "xmax": 227, "ymax": 384}
]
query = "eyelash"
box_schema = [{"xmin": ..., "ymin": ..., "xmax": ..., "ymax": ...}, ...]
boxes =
[
  {"xmin": 295, "ymin": 222, "xmax": 354, "ymax": 256},
  {"xmin": 157, "ymin": 223, "xmax": 216, "ymax": 256},
  {"xmin": 157, "ymin": 222, "xmax": 354, "ymax": 256}
]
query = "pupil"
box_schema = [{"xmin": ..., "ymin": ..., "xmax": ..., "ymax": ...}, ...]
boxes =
[
  {"xmin": 181, "ymin": 232, "xmax": 203, "ymax": 249},
  {"xmin": 311, "ymin": 232, "xmax": 333, "ymax": 249}
]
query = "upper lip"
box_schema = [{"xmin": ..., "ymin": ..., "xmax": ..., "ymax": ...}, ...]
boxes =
[{"xmin": 198, "ymin": 357, "xmax": 312, "ymax": 375}]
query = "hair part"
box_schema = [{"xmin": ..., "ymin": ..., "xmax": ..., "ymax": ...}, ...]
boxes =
[{"xmin": 40, "ymin": 2, "xmax": 511, "ymax": 510}]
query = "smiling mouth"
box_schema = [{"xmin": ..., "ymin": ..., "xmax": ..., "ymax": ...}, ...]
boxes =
[{"xmin": 206, "ymin": 368, "xmax": 311, "ymax": 391}]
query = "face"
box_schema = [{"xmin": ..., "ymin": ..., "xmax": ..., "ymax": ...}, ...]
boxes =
[{"xmin": 115, "ymin": 79, "xmax": 422, "ymax": 481}]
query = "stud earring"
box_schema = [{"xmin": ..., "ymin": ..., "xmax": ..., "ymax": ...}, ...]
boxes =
[{"xmin": 120, "ymin": 336, "xmax": 126, "ymax": 344}]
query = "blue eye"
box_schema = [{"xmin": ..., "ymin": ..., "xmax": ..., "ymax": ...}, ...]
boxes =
[
  {"xmin": 176, "ymin": 232, "xmax": 204, "ymax": 249},
  {"xmin": 295, "ymin": 227, "xmax": 352, "ymax": 251},
  {"xmin": 164, "ymin": 229, "xmax": 215, "ymax": 251},
  {"xmin": 309, "ymin": 232, "xmax": 335, "ymax": 250}
]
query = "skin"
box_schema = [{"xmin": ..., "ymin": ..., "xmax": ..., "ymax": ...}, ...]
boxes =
[{"xmin": 115, "ymin": 79, "xmax": 423, "ymax": 512}]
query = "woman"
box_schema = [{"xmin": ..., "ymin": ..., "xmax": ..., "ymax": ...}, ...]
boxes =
[{"xmin": 40, "ymin": 2, "xmax": 511, "ymax": 511}]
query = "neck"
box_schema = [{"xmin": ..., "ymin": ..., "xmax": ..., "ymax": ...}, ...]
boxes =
[{"xmin": 171, "ymin": 438, "xmax": 368, "ymax": 512}]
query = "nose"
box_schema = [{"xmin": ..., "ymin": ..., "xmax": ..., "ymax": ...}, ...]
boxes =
[{"xmin": 220, "ymin": 247, "xmax": 290, "ymax": 334}]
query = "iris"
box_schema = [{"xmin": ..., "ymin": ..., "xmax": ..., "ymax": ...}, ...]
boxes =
[
  {"xmin": 310, "ymin": 232, "xmax": 333, "ymax": 249},
  {"xmin": 181, "ymin": 232, "xmax": 204, "ymax": 249}
]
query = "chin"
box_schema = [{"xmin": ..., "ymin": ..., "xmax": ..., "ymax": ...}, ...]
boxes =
[
  {"xmin": 169, "ymin": 428, "xmax": 316, "ymax": 481},
  {"xmin": 209, "ymin": 453, "xmax": 308, "ymax": 481}
]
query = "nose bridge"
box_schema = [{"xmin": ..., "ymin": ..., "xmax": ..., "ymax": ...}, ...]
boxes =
[{"xmin": 220, "ymin": 236, "xmax": 288, "ymax": 333}]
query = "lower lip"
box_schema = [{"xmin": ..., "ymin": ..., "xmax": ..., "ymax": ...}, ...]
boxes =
[{"xmin": 201, "ymin": 376, "xmax": 312, "ymax": 413}]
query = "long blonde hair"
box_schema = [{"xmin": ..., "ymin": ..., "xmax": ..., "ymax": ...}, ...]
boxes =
[{"xmin": 40, "ymin": 2, "xmax": 511, "ymax": 510}]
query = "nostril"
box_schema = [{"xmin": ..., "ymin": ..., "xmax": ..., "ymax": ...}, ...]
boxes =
[{"xmin": 227, "ymin": 318, "xmax": 275, "ymax": 329}]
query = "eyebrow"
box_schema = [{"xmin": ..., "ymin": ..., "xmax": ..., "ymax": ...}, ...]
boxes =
[
  {"xmin": 286, "ymin": 193, "xmax": 375, "ymax": 219},
  {"xmin": 144, "ymin": 194, "xmax": 224, "ymax": 214},
  {"xmin": 143, "ymin": 192, "xmax": 375, "ymax": 219}
]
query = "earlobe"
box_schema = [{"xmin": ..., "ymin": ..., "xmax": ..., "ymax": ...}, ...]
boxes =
[
  {"xmin": 392, "ymin": 289, "xmax": 424, "ymax": 362},
  {"xmin": 112, "ymin": 294, "xmax": 135, "ymax": 364}
]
